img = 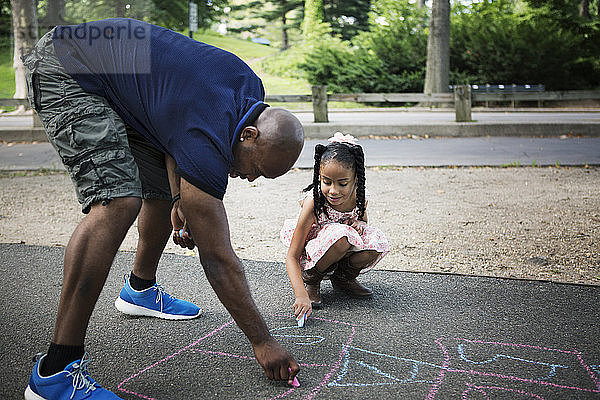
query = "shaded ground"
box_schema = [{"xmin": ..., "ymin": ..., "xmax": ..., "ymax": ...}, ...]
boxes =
[{"xmin": 0, "ymin": 244, "xmax": 599, "ymax": 399}]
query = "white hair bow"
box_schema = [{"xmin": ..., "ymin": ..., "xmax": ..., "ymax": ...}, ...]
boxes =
[{"xmin": 327, "ymin": 132, "xmax": 359, "ymax": 145}]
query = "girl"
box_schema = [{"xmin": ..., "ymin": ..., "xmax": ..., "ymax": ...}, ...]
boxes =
[{"xmin": 280, "ymin": 132, "xmax": 390, "ymax": 320}]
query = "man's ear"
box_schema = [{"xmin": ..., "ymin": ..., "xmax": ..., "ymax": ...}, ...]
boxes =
[{"xmin": 240, "ymin": 126, "xmax": 259, "ymax": 142}]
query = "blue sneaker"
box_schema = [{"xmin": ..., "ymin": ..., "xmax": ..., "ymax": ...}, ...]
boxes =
[
  {"xmin": 114, "ymin": 275, "xmax": 201, "ymax": 320},
  {"xmin": 25, "ymin": 353, "xmax": 122, "ymax": 399}
]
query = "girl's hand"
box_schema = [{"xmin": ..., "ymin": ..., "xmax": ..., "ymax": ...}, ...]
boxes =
[
  {"xmin": 293, "ymin": 295, "xmax": 312, "ymax": 321},
  {"xmin": 351, "ymin": 220, "xmax": 367, "ymax": 235}
]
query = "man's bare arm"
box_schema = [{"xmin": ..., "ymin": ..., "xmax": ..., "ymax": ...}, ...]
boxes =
[{"xmin": 179, "ymin": 178, "xmax": 299, "ymax": 383}]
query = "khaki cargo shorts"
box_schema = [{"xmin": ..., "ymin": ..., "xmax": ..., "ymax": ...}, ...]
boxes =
[{"xmin": 22, "ymin": 29, "xmax": 170, "ymax": 213}]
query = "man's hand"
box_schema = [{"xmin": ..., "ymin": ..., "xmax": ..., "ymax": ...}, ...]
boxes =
[
  {"xmin": 253, "ymin": 338, "xmax": 300, "ymax": 386},
  {"xmin": 171, "ymin": 201, "xmax": 196, "ymax": 249}
]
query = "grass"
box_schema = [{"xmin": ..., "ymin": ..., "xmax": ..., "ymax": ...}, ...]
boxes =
[
  {"xmin": 0, "ymin": 45, "xmax": 15, "ymax": 99},
  {"xmin": 191, "ymin": 30, "xmax": 279, "ymax": 62}
]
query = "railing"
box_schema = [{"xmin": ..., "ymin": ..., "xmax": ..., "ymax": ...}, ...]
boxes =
[
  {"xmin": 3, "ymin": 86, "xmax": 600, "ymax": 126},
  {"xmin": 0, "ymin": 98, "xmax": 43, "ymax": 127},
  {"xmin": 265, "ymin": 86, "xmax": 600, "ymax": 123}
]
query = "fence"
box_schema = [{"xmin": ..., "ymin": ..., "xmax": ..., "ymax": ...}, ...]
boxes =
[
  {"xmin": 2, "ymin": 86, "xmax": 600, "ymax": 126},
  {"xmin": 265, "ymin": 86, "xmax": 600, "ymax": 123}
]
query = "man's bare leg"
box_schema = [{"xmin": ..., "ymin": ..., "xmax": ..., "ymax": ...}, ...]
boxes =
[
  {"xmin": 39, "ymin": 197, "xmax": 141, "ymax": 377},
  {"xmin": 131, "ymin": 199, "xmax": 171, "ymax": 281},
  {"xmin": 115, "ymin": 198, "xmax": 202, "ymax": 319},
  {"xmin": 53, "ymin": 197, "xmax": 141, "ymax": 345}
]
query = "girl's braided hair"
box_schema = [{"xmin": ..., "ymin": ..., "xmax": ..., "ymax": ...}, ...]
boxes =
[{"xmin": 303, "ymin": 141, "xmax": 366, "ymax": 221}]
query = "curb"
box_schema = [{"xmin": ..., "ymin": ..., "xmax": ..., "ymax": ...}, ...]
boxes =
[{"xmin": 301, "ymin": 122, "xmax": 600, "ymax": 139}]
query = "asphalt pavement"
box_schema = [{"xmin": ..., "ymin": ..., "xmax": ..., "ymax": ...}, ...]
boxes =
[
  {"xmin": 2, "ymin": 137, "xmax": 600, "ymax": 171},
  {"xmin": 1, "ymin": 243, "xmax": 599, "ymax": 400}
]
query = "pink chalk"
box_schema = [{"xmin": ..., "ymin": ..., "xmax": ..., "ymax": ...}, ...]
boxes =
[{"xmin": 289, "ymin": 368, "xmax": 300, "ymax": 387}]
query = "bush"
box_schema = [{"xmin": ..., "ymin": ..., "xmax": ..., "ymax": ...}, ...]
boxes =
[
  {"xmin": 451, "ymin": 0, "xmax": 600, "ymax": 90},
  {"xmin": 299, "ymin": 0, "xmax": 428, "ymax": 93}
]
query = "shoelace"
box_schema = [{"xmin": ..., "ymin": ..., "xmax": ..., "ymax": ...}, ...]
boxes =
[
  {"xmin": 65, "ymin": 354, "xmax": 97, "ymax": 399},
  {"xmin": 122, "ymin": 274, "xmax": 170, "ymax": 313},
  {"xmin": 153, "ymin": 284, "xmax": 168, "ymax": 312}
]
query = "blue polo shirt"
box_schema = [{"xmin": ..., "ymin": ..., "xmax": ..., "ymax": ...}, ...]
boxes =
[{"xmin": 52, "ymin": 18, "xmax": 267, "ymax": 200}]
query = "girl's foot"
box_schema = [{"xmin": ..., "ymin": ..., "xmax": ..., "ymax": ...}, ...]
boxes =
[{"xmin": 330, "ymin": 259, "xmax": 373, "ymax": 297}]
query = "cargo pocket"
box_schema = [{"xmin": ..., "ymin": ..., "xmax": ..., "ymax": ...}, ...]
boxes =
[
  {"xmin": 71, "ymin": 148, "xmax": 140, "ymax": 211},
  {"xmin": 24, "ymin": 71, "xmax": 41, "ymax": 113},
  {"xmin": 48, "ymin": 104, "xmax": 125, "ymax": 163}
]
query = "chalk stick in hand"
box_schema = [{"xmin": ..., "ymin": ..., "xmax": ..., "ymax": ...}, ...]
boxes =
[
  {"xmin": 297, "ymin": 313, "xmax": 306, "ymax": 328},
  {"xmin": 289, "ymin": 368, "xmax": 300, "ymax": 388}
]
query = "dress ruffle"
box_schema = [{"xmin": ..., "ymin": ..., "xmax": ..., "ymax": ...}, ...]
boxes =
[{"xmin": 280, "ymin": 201, "xmax": 389, "ymax": 271}]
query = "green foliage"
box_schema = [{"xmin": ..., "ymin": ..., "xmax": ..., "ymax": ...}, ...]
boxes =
[
  {"xmin": 302, "ymin": 0, "xmax": 325, "ymax": 38},
  {"xmin": 299, "ymin": 0, "xmax": 427, "ymax": 92},
  {"xmin": 450, "ymin": 0, "xmax": 600, "ymax": 90},
  {"xmin": 37, "ymin": 0, "xmax": 226, "ymax": 32},
  {"xmin": 323, "ymin": 0, "xmax": 371, "ymax": 41},
  {"xmin": 226, "ymin": 0, "xmax": 304, "ymax": 50},
  {"xmin": 0, "ymin": 0, "xmax": 11, "ymax": 38},
  {"xmin": 257, "ymin": 45, "xmax": 308, "ymax": 79}
]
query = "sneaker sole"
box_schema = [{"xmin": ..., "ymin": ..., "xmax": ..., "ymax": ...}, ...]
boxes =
[
  {"xmin": 25, "ymin": 385, "xmax": 45, "ymax": 400},
  {"xmin": 114, "ymin": 297, "xmax": 201, "ymax": 320}
]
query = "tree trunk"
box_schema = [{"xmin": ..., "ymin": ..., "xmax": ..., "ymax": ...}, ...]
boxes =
[
  {"xmin": 281, "ymin": 12, "xmax": 289, "ymax": 50},
  {"xmin": 114, "ymin": 0, "xmax": 126, "ymax": 18},
  {"xmin": 40, "ymin": 0, "xmax": 66, "ymax": 31},
  {"xmin": 11, "ymin": 0, "xmax": 39, "ymax": 104},
  {"xmin": 579, "ymin": 0, "xmax": 590, "ymax": 19},
  {"xmin": 417, "ymin": 0, "xmax": 425, "ymax": 9},
  {"xmin": 424, "ymin": 0, "xmax": 450, "ymax": 104},
  {"xmin": 302, "ymin": 0, "xmax": 324, "ymax": 39}
]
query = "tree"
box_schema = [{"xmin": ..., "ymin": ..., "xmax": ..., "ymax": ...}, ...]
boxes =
[
  {"xmin": 302, "ymin": 0, "xmax": 324, "ymax": 38},
  {"xmin": 228, "ymin": 0, "xmax": 303, "ymax": 50},
  {"xmin": 0, "ymin": 0, "xmax": 12, "ymax": 38},
  {"xmin": 266, "ymin": 0, "xmax": 304, "ymax": 49},
  {"xmin": 450, "ymin": 0, "xmax": 600, "ymax": 90},
  {"xmin": 580, "ymin": 0, "xmax": 590, "ymax": 18},
  {"xmin": 323, "ymin": 0, "xmax": 371, "ymax": 40},
  {"xmin": 11, "ymin": 0, "xmax": 38, "ymax": 105},
  {"xmin": 39, "ymin": 0, "xmax": 66, "ymax": 31},
  {"xmin": 423, "ymin": 0, "xmax": 450, "ymax": 95}
]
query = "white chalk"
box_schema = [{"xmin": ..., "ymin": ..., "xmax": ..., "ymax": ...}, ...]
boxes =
[{"xmin": 297, "ymin": 313, "xmax": 306, "ymax": 327}]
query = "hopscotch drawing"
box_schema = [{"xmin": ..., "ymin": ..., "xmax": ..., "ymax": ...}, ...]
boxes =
[{"xmin": 117, "ymin": 315, "xmax": 600, "ymax": 399}]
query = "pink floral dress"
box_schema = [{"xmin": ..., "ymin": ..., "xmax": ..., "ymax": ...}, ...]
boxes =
[{"xmin": 280, "ymin": 194, "xmax": 390, "ymax": 272}]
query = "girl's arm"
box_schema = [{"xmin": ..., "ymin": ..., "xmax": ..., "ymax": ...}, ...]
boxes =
[{"xmin": 285, "ymin": 196, "xmax": 316, "ymax": 319}]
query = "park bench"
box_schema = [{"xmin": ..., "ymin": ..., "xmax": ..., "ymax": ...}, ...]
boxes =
[{"xmin": 451, "ymin": 84, "xmax": 546, "ymax": 107}]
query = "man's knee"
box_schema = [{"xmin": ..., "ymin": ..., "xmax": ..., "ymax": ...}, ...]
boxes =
[{"xmin": 89, "ymin": 196, "xmax": 141, "ymax": 223}]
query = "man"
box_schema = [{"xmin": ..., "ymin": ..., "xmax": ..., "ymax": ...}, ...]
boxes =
[{"xmin": 22, "ymin": 18, "xmax": 303, "ymax": 400}]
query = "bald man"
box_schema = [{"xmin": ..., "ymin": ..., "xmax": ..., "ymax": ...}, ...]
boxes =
[{"xmin": 22, "ymin": 19, "xmax": 303, "ymax": 400}]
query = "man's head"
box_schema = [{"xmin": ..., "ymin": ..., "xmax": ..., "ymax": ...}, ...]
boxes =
[{"xmin": 230, "ymin": 107, "xmax": 304, "ymax": 181}]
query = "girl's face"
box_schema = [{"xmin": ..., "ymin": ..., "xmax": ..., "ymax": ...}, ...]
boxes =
[{"xmin": 319, "ymin": 160, "xmax": 356, "ymax": 209}]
